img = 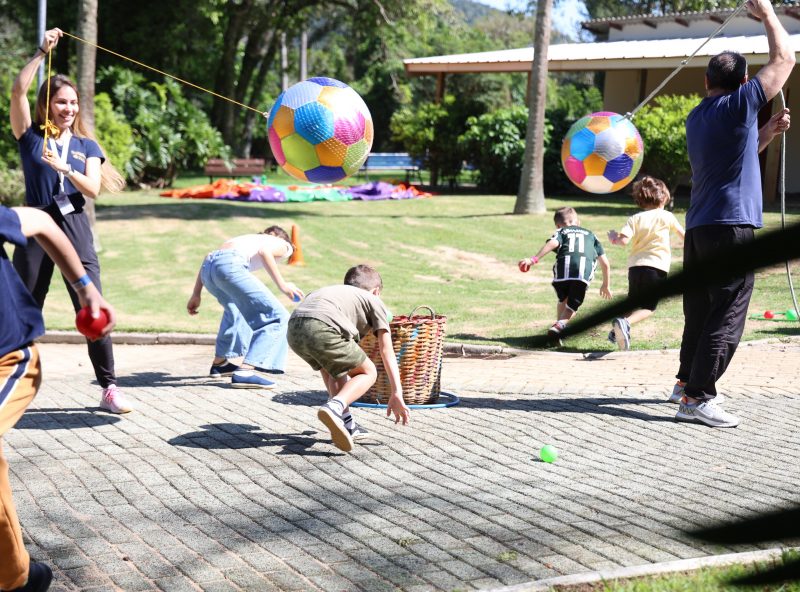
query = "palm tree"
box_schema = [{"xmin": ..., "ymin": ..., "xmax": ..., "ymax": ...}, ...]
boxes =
[
  {"xmin": 514, "ymin": 0, "xmax": 552, "ymax": 215},
  {"xmin": 77, "ymin": 0, "xmax": 100, "ymax": 250}
]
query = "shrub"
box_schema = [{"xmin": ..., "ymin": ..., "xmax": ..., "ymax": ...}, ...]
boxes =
[
  {"xmin": 634, "ymin": 94, "xmax": 700, "ymax": 192},
  {"xmin": 98, "ymin": 66, "xmax": 230, "ymax": 186},
  {"xmin": 0, "ymin": 168, "xmax": 25, "ymax": 207},
  {"xmin": 459, "ymin": 105, "xmax": 533, "ymax": 194},
  {"xmin": 390, "ymin": 95, "xmax": 466, "ymax": 186},
  {"xmin": 94, "ymin": 92, "xmax": 135, "ymax": 180}
]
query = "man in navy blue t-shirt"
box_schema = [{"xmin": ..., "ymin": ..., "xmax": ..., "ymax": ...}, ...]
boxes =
[
  {"xmin": 1, "ymin": 205, "xmax": 114, "ymax": 592},
  {"xmin": 673, "ymin": 0, "xmax": 795, "ymax": 428}
]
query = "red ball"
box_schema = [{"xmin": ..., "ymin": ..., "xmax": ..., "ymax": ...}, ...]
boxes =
[
  {"xmin": 764, "ymin": 310, "xmax": 775, "ymax": 319},
  {"xmin": 75, "ymin": 307, "xmax": 110, "ymax": 340}
]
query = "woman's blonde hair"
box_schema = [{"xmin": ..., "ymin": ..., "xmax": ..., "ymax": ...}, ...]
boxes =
[
  {"xmin": 631, "ymin": 176, "xmax": 670, "ymax": 209},
  {"xmin": 35, "ymin": 74, "xmax": 126, "ymax": 193}
]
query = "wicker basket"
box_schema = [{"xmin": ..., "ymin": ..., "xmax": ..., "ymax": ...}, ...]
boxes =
[{"xmin": 358, "ymin": 306, "xmax": 447, "ymax": 405}]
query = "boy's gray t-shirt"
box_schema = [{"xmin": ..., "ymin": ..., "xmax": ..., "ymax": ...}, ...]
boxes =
[{"xmin": 291, "ymin": 285, "xmax": 390, "ymax": 341}]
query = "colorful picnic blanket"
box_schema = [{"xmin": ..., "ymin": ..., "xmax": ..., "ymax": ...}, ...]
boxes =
[{"xmin": 159, "ymin": 180, "xmax": 431, "ymax": 202}]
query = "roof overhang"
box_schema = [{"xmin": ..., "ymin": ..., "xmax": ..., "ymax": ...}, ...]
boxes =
[{"xmin": 404, "ymin": 34, "xmax": 800, "ymax": 75}]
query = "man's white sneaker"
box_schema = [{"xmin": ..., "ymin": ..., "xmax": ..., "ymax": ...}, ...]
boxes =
[
  {"xmin": 99, "ymin": 385, "xmax": 134, "ymax": 414},
  {"xmin": 675, "ymin": 399, "xmax": 738, "ymax": 428}
]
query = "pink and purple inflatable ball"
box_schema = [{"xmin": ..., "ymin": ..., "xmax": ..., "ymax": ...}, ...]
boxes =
[
  {"xmin": 561, "ymin": 111, "xmax": 644, "ymax": 194},
  {"xmin": 267, "ymin": 77, "xmax": 373, "ymax": 184}
]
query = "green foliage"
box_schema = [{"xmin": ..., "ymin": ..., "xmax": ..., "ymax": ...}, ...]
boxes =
[
  {"xmin": 98, "ymin": 67, "xmax": 230, "ymax": 186},
  {"xmin": 544, "ymin": 80, "xmax": 604, "ymax": 194},
  {"xmin": 390, "ymin": 95, "xmax": 467, "ymax": 184},
  {"xmin": 635, "ymin": 94, "xmax": 700, "ymax": 190},
  {"xmin": 0, "ymin": 18, "xmax": 26, "ymax": 170},
  {"xmin": 584, "ymin": 0, "xmax": 740, "ymax": 20},
  {"xmin": 459, "ymin": 105, "xmax": 533, "ymax": 194},
  {"xmin": 93, "ymin": 93, "xmax": 135, "ymax": 180},
  {"xmin": 0, "ymin": 168, "xmax": 25, "ymax": 207}
]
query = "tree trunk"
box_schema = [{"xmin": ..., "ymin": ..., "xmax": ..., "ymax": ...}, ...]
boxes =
[
  {"xmin": 514, "ymin": 0, "xmax": 552, "ymax": 215},
  {"xmin": 77, "ymin": 0, "xmax": 101, "ymax": 251}
]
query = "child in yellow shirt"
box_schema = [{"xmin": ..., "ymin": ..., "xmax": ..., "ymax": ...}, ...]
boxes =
[{"xmin": 607, "ymin": 176, "xmax": 685, "ymax": 353}]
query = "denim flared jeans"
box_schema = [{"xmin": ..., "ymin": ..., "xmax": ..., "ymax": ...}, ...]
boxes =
[{"xmin": 201, "ymin": 250, "xmax": 289, "ymax": 372}]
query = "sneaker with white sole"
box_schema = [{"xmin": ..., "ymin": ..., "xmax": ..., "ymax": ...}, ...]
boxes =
[
  {"xmin": 318, "ymin": 402, "xmax": 354, "ymax": 452},
  {"xmin": 349, "ymin": 423, "xmax": 370, "ymax": 440},
  {"xmin": 675, "ymin": 399, "xmax": 739, "ymax": 428},
  {"xmin": 668, "ymin": 382, "xmax": 686, "ymax": 403},
  {"xmin": 99, "ymin": 385, "xmax": 134, "ymax": 414},
  {"xmin": 231, "ymin": 371, "xmax": 276, "ymax": 389},
  {"xmin": 612, "ymin": 317, "xmax": 631, "ymax": 351}
]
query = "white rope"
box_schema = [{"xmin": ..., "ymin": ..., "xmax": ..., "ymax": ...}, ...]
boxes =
[
  {"xmin": 777, "ymin": 89, "xmax": 800, "ymax": 317},
  {"xmin": 625, "ymin": 0, "xmax": 749, "ymax": 119}
]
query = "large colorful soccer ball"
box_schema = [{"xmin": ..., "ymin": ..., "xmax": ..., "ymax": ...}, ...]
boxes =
[
  {"xmin": 561, "ymin": 111, "xmax": 644, "ymax": 194},
  {"xmin": 267, "ymin": 77, "xmax": 373, "ymax": 184}
]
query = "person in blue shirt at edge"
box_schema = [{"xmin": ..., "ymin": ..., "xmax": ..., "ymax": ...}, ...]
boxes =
[
  {"xmin": 9, "ymin": 27, "xmax": 133, "ymax": 414},
  {"xmin": 673, "ymin": 0, "xmax": 794, "ymax": 428},
  {"xmin": 1, "ymin": 205, "xmax": 116, "ymax": 592}
]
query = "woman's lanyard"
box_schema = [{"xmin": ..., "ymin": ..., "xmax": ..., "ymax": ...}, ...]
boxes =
[{"xmin": 48, "ymin": 136, "xmax": 75, "ymax": 215}]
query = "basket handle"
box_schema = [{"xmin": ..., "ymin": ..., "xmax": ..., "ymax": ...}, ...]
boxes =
[{"xmin": 407, "ymin": 305, "xmax": 435, "ymax": 319}]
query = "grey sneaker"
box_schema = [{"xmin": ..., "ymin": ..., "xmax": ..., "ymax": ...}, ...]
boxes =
[
  {"xmin": 318, "ymin": 402, "xmax": 354, "ymax": 452},
  {"xmin": 612, "ymin": 317, "xmax": 631, "ymax": 351},
  {"xmin": 668, "ymin": 382, "xmax": 685, "ymax": 404},
  {"xmin": 675, "ymin": 399, "xmax": 739, "ymax": 428},
  {"xmin": 348, "ymin": 423, "xmax": 370, "ymax": 440}
]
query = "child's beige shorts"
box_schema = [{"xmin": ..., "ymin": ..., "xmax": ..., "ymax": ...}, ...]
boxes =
[{"xmin": 287, "ymin": 317, "xmax": 367, "ymax": 378}]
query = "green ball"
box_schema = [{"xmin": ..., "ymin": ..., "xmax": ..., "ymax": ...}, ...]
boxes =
[
  {"xmin": 539, "ymin": 444, "xmax": 558, "ymax": 463},
  {"xmin": 786, "ymin": 309, "xmax": 799, "ymax": 321}
]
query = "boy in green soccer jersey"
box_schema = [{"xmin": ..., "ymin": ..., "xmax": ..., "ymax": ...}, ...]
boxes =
[{"xmin": 518, "ymin": 206, "xmax": 612, "ymax": 344}]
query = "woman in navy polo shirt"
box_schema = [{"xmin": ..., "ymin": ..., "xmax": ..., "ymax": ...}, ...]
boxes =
[{"xmin": 9, "ymin": 27, "xmax": 133, "ymax": 414}]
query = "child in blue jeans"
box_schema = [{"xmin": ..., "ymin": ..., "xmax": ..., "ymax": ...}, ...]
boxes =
[{"xmin": 187, "ymin": 226, "xmax": 303, "ymax": 389}]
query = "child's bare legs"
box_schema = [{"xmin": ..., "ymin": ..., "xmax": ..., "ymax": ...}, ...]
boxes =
[
  {"xmin": 626, "ymin": 308, "xmax": 653, "ymax": 325},
  {"xmin": 318, "ymin": 360, "xmax": 378, "ymax": 451},
  {"xmin": 556, "ymin": 300, "xmax": 576, "ymax": 322}
]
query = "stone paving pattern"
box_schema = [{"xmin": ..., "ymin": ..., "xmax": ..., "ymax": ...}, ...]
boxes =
[{"xmin": 5, "ymin": 339, "xmax": 800, "ymax": 591}]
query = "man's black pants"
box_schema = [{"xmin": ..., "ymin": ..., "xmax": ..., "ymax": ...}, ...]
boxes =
[{"xmin": 677, "ymin": 225, "xmax": 755, "ymax": 400}]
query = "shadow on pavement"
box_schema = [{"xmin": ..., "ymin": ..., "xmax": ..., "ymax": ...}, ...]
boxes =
[
  {"xmin": 271, "ymin": 390, "xmax": 328, "ymax": 406},
  {"xmin": 459, "ymin": 396, "xmax": 674, "ymax": 422},
  {"xmin": 16, "ymin": 409, "xmax": 122, "ymax": 429},
  {"xmin": 167, "ymin": 422, "xmax": 344, "ymax": 456}
]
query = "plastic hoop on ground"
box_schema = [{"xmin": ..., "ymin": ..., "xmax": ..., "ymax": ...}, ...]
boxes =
[{"xmin": 350, "ymin": 391, "xmax": 460, "ymax": 409}]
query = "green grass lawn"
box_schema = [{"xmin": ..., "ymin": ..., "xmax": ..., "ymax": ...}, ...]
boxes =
[
  {"xmin": 35, "ymin": 185, "xmax": 800, "ymax": 351},
  {"xmin": 552, "ymin": 550, "xmax": 800, "ymax": 591}
]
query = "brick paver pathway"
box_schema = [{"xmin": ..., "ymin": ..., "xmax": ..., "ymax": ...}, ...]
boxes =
[{"xmin": 5, "ymin": 340, "xmax": 800, "ymax": 591}]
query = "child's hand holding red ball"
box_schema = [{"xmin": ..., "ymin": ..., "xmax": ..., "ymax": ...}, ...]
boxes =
[
  {"xmin": 71, "ymin": 274, "xmax": 116, "ymax": 340},
  {"xmin": 518, "ymin": 256, "xmax": 539, "ymax": 273}
]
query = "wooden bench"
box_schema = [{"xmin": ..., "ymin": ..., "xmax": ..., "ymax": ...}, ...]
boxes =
[
  {"xmin": 204, "ymin": 158, "xmax": 266, "ymax": 182},
  {"xmin": 360, "ymin": 152, "xmax": 423, "ymax": 184}
]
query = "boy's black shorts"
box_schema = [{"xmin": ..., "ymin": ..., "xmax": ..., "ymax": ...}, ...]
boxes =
[
  {"xmin": 552, "ymin": 280, "xmax": 587, "ymax": 311},
  {"xmin": 628, "ymin": 265, "xmax": 668, "ymax": 311}
]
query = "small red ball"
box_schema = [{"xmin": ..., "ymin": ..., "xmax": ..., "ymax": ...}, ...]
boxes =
[
  {"xmin": 75, "ymin": 307, "xmax": 110, "ymax": 340},
  {"xmin": 764, "ymin": 310, "xmax": 775, "ymax": 319}
]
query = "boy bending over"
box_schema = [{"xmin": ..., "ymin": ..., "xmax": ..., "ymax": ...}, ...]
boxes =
[{"xmin": 287, "ymin": 265, "xmax": 409, "ymax": 452}]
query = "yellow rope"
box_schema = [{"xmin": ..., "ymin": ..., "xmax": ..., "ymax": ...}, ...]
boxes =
[
  {"xmin": 60, "ymin": 31, "xmax": 267, "ymax": 116},
  {"xmin": 40, "ymin": 47, "xmax": 61, "ymax": 154}
]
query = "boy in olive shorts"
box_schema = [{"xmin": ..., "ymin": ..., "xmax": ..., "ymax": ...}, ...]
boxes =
[{"xmin": 287, "ymin": 265, "xmax": 409, "ymax": 452}]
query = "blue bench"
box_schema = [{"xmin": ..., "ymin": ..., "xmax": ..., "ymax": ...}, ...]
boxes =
[{"xmin": 361, "ymin": 152, "xmax": 423, "ymax": 184}]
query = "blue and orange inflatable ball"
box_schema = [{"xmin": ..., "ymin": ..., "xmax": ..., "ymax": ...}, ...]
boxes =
[
  {"xmin": 267, "ymin": 77, "xmax": 373, "ymax": 184},
  {"xmin": 561, "ymin": 111, "xmax": 644, "ymax": 194}
]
